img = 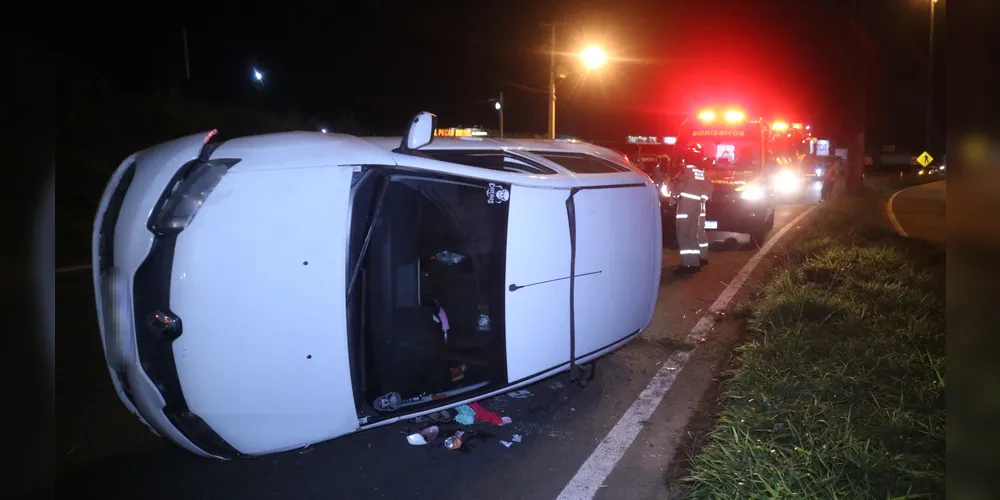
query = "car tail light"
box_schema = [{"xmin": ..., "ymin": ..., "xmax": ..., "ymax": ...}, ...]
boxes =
[{"xmin": 148, "ymin": 158, "xmax": 240, "ymax": 234}]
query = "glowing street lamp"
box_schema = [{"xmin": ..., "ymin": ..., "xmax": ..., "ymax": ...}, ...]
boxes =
[
  {"xmin": 546, "ymin": 23, "xmax": 609, "ymax": 138},
  {"xmin": 580, "ymin": 45, "xmax": 608, "ymax": 69}
]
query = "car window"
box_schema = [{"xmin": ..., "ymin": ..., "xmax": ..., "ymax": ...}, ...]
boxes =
[
  {"xmin": 421, "ymin": 150, "xmax": 555, "ymax": 175},
  {"xmin": 527, "ymin": 151, "xmax": 630, "ymax": 174}
]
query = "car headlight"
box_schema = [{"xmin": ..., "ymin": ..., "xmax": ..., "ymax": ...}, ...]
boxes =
[
  {"xmin": 659, "ymin": 183, "xmax": 671, "ymax": 198},
  {"xmin": 815, "ymin": 167, "xmax": 823, "ymax": 176},
  {"xmin": 918, "ymin": 169, "xmax": 925, "ymax": 175},
  {"xmin": 775, "ymin": 170, "xmax": 800, "ymax": 192},
  {"xmin": 149, "ymin": 158, "xmax": 240, "ymax": 234},
  {"xmin": 740, "ymin": 185, "xmax": 765, "ymax": 200}
]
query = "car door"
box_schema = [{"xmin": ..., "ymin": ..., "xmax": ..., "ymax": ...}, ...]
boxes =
[
  {"xmin": 570, "ymin": 183, "xmax": 660, "ymax": 356},
  {"xmin": 503, "ymin": 185, "xmax": 573, "ymax": 382}
]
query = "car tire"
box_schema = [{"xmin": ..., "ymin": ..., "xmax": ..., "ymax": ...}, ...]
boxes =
[{"xmin": 750, "ymin": 214, "xmax": 775, "ymax": 246}]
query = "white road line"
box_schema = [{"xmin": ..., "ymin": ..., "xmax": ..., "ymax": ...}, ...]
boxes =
[
  {"xmin": 56, "ymin": 264, "xmax": 91, "ymax": 274},
  {"xmin": 556, "ymin": 204, "xmax": 818, "ymax": 500},
  {"xmin": 886, "ymin": 180, "xmax": 944, "ymax": 238}
]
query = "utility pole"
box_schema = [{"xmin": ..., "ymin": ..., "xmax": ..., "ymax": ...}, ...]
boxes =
[
  {"xmin": 925, "ymin": 0, "xmax": 936, "ymax": 153},
  {"xmin": 182, "ymin": 27, "xmax": 191, "ymax": 81},
  {"xmin": 499, "ymin": 91, "xmax": 505, "ymax": 138},
  {"xmin": 548, "ymin": 23, "xmax": 557, "ymax": 139},
  {"xmin": 845, "ymin": 0, "xmax": 868, "ymax": 194}
]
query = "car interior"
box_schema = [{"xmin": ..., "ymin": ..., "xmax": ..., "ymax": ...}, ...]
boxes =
[{"xmin": 356, "ymin": 174, "xmax": 508, "ymax": 418}]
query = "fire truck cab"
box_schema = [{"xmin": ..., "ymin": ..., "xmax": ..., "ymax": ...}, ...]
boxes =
[{"xmin": 670, "ymin": 108, "xmax": 777, "ymax": 244}]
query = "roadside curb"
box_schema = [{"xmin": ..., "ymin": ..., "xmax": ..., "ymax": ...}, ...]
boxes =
[{"xmin": 886, "ymin": 180, "xmax": 945, "ymax": 238}]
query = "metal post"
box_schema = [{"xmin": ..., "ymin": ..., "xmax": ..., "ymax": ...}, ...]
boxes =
[
  {"xmin": 182, "ymin": 28, "xmax": 191, "ymax": 81},
  {"xmin": 925, "ymin": 0, "xmax": 935, "ymax": 153},
  {"xmin": 499, "ymin": 91, "xmax": 505, "ymax": 138},
  {"xmin": 548, "ymin": 23, "xmax": 557, "ymax": 139}
]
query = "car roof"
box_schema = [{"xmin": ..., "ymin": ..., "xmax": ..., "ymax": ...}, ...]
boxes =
[{"xmin": 365, "ymin": 136, "xmax": 617, "ymax": 153}]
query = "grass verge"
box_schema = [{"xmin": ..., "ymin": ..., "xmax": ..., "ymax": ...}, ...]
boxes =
[{"xmin": 683, "ymin": 189, "xmax": 946, "ymax": 499}]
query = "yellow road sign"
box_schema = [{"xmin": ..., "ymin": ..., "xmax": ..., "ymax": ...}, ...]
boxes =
[{"xmin": 916, "ymin": 151, "xmax": 934, "ymax": 167}]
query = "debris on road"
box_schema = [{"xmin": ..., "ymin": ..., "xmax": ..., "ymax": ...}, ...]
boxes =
[
  {"xmin": 406, "ymin": 426, "xmax": 440, "ymax": 445},
  {"xmin": 499, "ymin": 440, "xmax": 512, "ymax": 448},
  {"xmin": 469, "ymin": 401, "xmax": 505, "ymax": 425},
  {"xmin": 455, "ymin": 405, "xmax": 476, "ymax": 425},
  {"xmin": 500, "ymin": 416, "xmax": 513, "ymax": 426},
  {"xmin": 549, "ymin": 381, "xmax": 564, "ymax": 390},
  {"xmin": 508, "ymin": 389, "xmax": 533, "ymax": 399},
  {"xmin": 444, "ymin": 430, "xmax": 464, "ymax": 450},
  {"xmin": 512, "ymin": 434, "xmax": 522, "ymax": 443}
]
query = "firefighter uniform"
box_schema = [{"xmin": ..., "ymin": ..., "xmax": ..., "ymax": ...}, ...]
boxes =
[{"xmin": 671, "ymin": 160, "xmax": 714, "ymax": 271}]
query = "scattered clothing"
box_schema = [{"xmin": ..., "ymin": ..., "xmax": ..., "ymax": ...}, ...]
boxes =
[
  {"xmin": 469, "ymin": 402, "xmax": 504, "ymax": 425},
  {"xmin": 455, "ymin": 404, "xmax": 476, "ymax": 425}
]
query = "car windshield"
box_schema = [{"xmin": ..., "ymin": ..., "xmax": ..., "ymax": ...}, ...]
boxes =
[{"xmin": 673, "ymin": 138, "xmax": 762, "ymax": 170}]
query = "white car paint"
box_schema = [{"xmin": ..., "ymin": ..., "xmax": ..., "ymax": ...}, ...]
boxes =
[{"xmin": 93, "ymin": 127, "xmax": 661, "ymax": 458}]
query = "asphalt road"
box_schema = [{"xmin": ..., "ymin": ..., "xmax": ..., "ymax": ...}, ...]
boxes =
[
  {"xmin": 889, "ymin": 180, "xmax": 946, "ymax": 245},
  {"xmin": 54, "ymin": 184, "xmax": 821, "ymax": 500}
]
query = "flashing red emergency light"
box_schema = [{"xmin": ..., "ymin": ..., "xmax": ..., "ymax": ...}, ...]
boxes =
[
  {"xmin": 724, "ymin": 110, "xmax": 745, "ymax": 122},
  {"xmin": 697, "ymin": 110, "xmax": 716, "ymax": 122},
  {"xmin": 772, "ymin": 121, "xmax": 789, "ymax": 131}
]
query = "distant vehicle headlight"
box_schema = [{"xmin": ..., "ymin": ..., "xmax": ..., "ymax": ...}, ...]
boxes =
[
  {"xmin": 918, "ymin": 169, "xmax": 925, "ymax": 175},
  {"xmin": 740, "ymin": 185, "xmax": 765, "ymax": 200},
  {"xmin": 659, "ymin": 183, "xmax": 671, "ymax": 198},
  {"xmin": 815, "ymin": 167, "xmax": 824, "ymax": 176}
]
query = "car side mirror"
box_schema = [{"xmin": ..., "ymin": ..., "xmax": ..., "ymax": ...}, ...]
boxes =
[{"xmin": 399, "ymin": 111, "xmax": 437, "ymax": 152}]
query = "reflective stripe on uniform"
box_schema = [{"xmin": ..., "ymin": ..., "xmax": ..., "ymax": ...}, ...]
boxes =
[
  {"xmin": 676, "ymin": 213, "xmax": 689, "ymax": 219},
  {"xmin": 701, "ymin": 195, "xmax": 709, "ymax": 199},
  {"xmin": 680, "ymin": 192, "xmax": 701, "ymax": 200},
  {"xmin": 699, "ymin": 242, "xmax": 709, "ymax": 248},
  {"xmin": 679, "ymin": 249, "xmax": 701, "ymax": 255}
]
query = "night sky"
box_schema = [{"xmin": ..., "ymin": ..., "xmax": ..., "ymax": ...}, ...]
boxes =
[{"xmin": 52, "ymin": 0, "xmax": 945, "ymax": 150}]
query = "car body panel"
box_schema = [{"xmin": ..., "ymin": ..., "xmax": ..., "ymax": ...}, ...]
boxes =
[
  {"xmin": 92, "ymin": 131, "xmax": 222, "ymax": 456},
  {"xmin": 503, "ymin": 185, "xmax": 573, "ymax": 382},
  {"xmin": 170, "ymin": 165, "xmax": 359, "ymax": 456},
  {"xmin": 572, "ymin": 185, "xmax": 661, "ymax": 355}
]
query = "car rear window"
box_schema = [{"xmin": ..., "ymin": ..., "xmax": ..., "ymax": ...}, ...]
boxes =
[
  {"xmin": 528, "ymin": 152, "xmax": 631, "ymax": 174},
  {"xmin": 422, "ymin": 150, "xmax": 555, "ymax": 175}
]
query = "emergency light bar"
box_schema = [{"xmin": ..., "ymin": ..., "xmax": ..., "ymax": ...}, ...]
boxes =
[{"xmin": 771, "ymin": 121, "xmax": 789, "ymax": 131}]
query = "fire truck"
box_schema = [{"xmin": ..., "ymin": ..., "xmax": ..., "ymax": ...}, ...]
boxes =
[{"xmin": 668, "ymin": 108, "xmax": 787, "ymax": 244}]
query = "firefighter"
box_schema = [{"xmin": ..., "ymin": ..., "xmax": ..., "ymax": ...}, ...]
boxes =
[{"xmin": 670, "ymin": 143, "xmax": 714, "ymax": 275}]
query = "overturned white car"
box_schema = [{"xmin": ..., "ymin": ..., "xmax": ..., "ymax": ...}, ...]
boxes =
[{"xmin": 92, "ymin": 113, "xmax": 662, "ymax": 458}]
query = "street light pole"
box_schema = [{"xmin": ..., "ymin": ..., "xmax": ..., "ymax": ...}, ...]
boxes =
[
  {"xmin": 182, "ymin": 27, "xmax": 191, "ymax": 81},
  {"xmin": 499, "ymin": 91, "xmax": 505, "ymax": 138},
  {"xmin": 925, "ymin": 0, "xmax": 936, "ymax": 153},
  {"xmin": 548, "ymin": 23, "xmax": 557, "ymax": 139}
]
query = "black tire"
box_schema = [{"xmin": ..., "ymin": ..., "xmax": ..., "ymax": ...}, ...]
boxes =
[{"xmin": 750, "ymin": 214, "xmax": 775, "ymax": 246}]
